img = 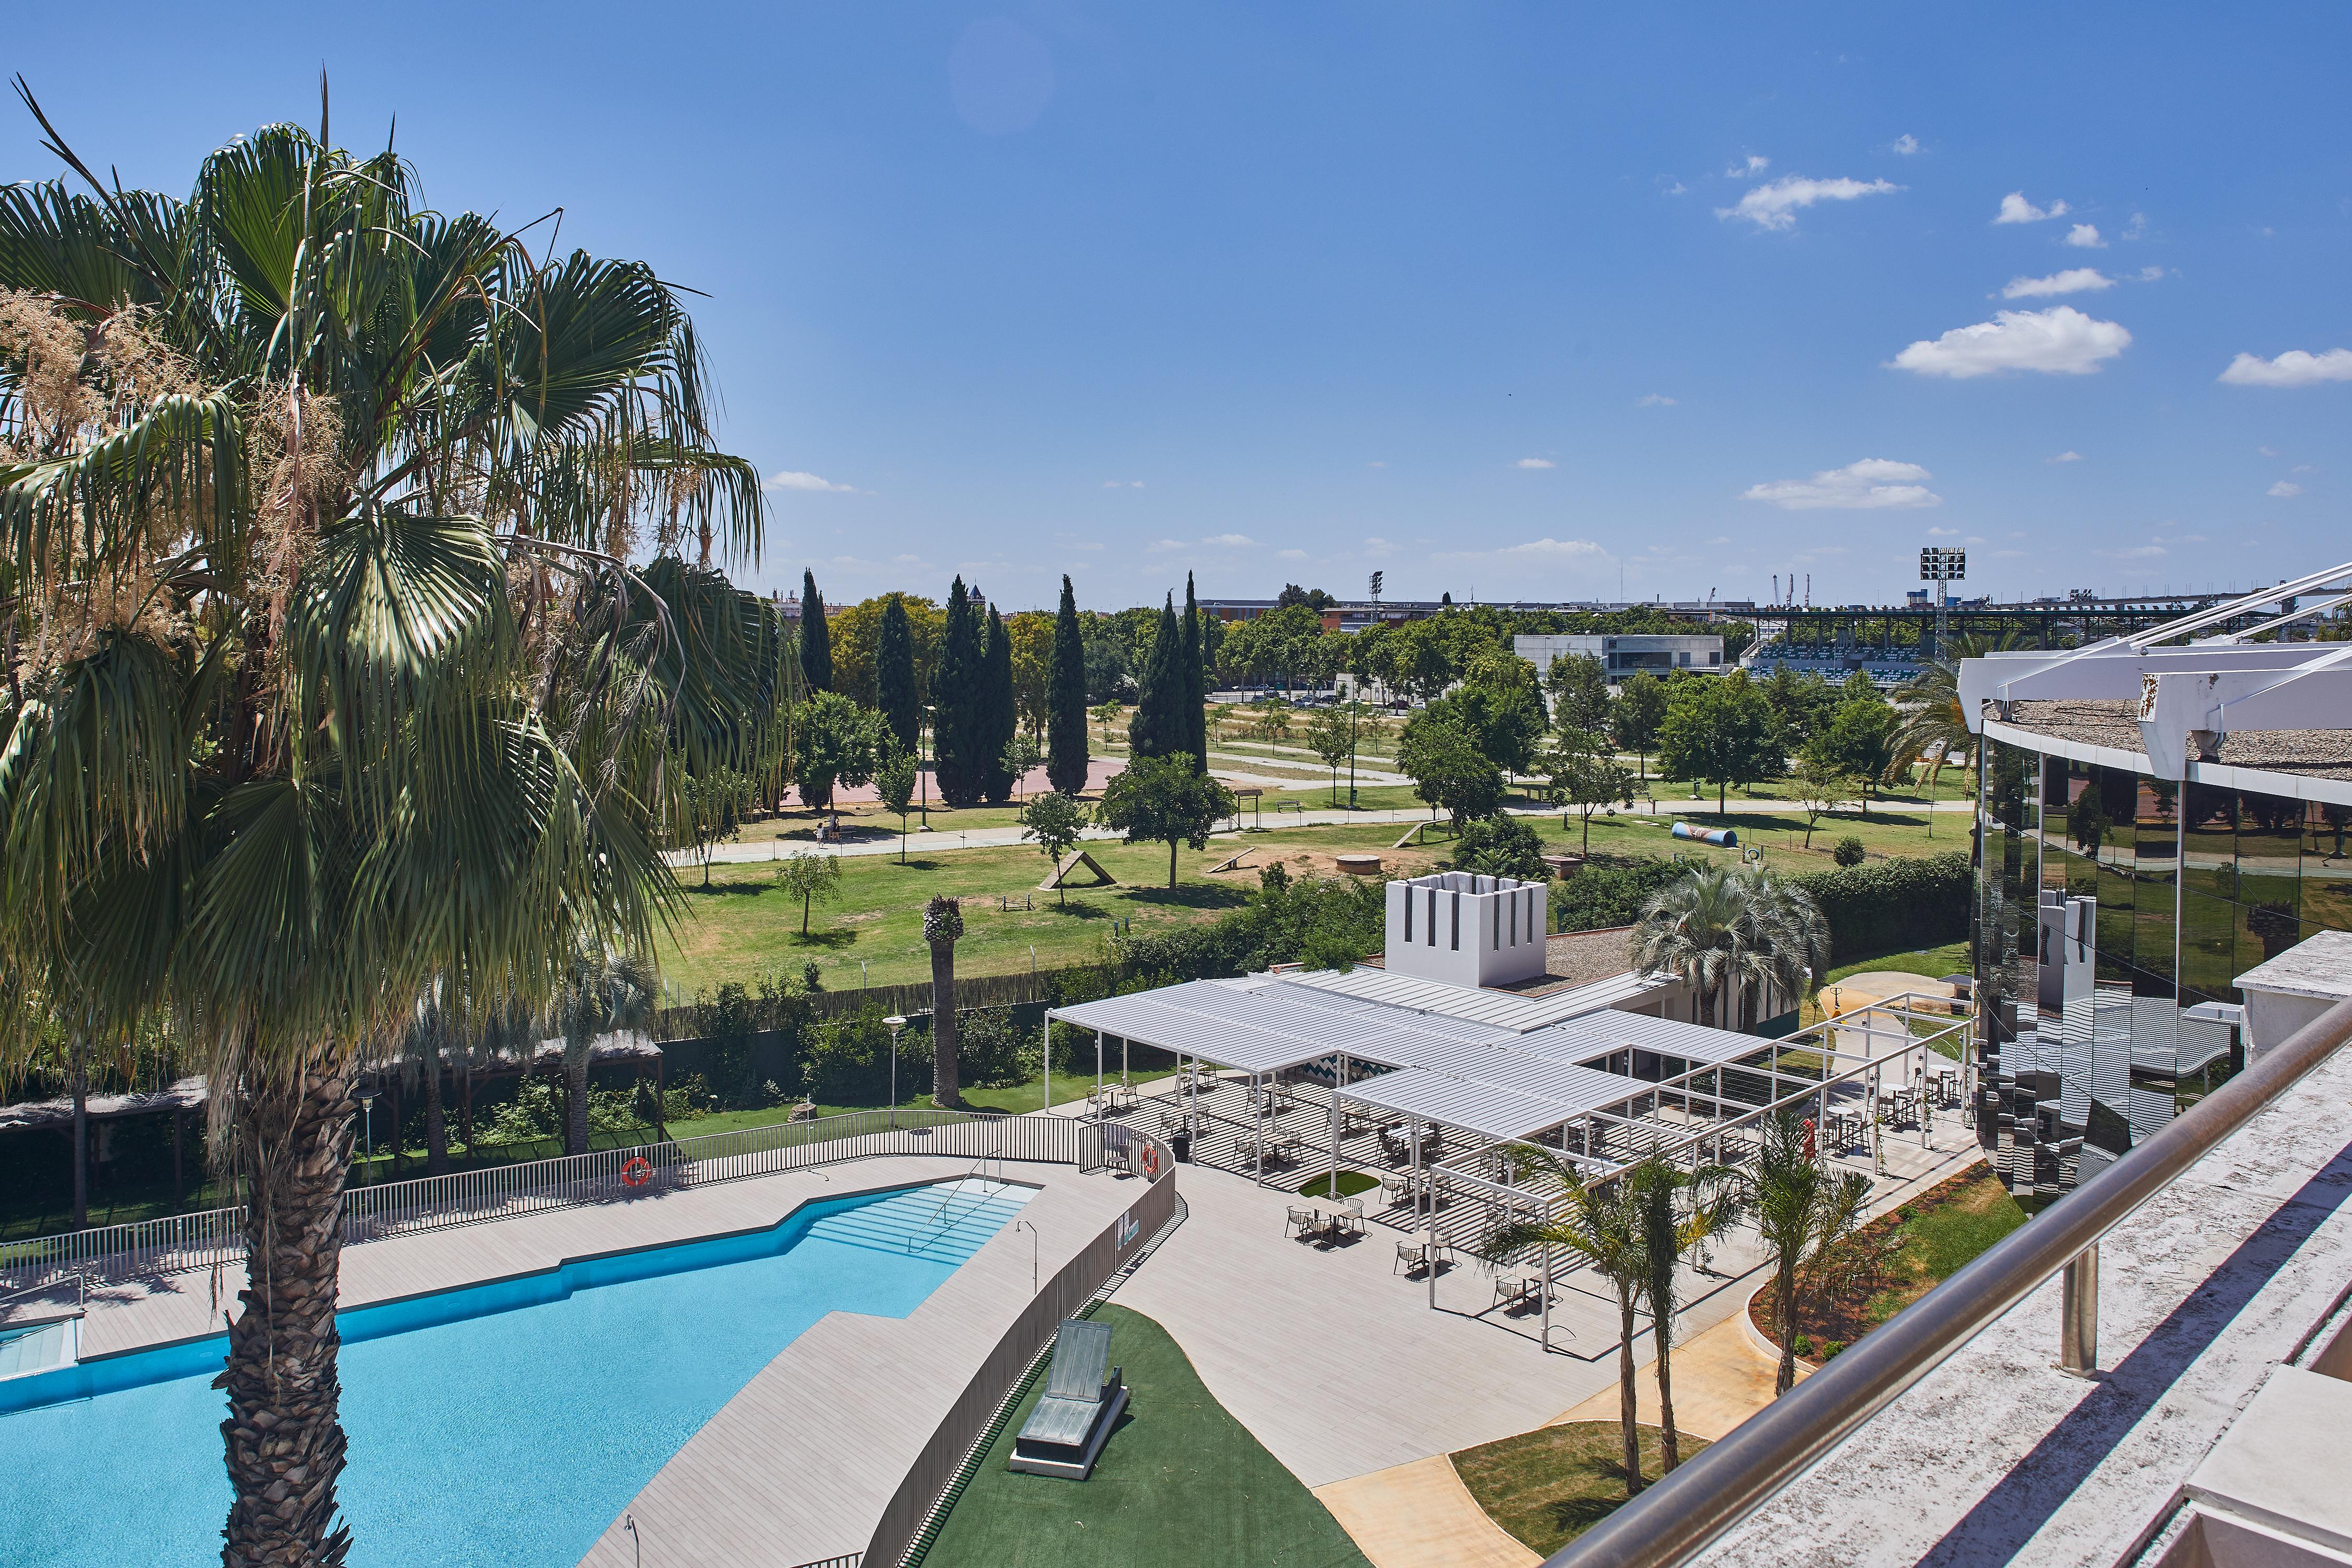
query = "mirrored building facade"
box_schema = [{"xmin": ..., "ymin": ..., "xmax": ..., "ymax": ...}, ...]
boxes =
[{"xmin": 1973, "ymin": 699, "xmax": 2352, "ymax": 1196}]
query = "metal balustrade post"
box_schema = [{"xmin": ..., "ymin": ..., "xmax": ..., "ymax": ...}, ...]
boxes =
[{"xmin": 2059, "ymin": 1245, "xmax": 2099, "ymax": 1374}]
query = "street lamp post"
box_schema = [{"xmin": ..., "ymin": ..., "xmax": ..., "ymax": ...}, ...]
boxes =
[
  {"xmin": 884, "ymin": 1016, "xmax": 908, "ymax": 1129},
  {"xmin": 1014, "ymin": 1219, "xmax": 1039, "ymax": 1294},
  {"xmin": 357, "ymin": 1089, "xmax": 375, "ymax": 1176}
]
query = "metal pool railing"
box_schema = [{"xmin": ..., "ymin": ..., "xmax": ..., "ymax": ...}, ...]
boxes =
[{"xmin": 0, "ymin": 1108, "xmax": 1088, "ymax": 1295}]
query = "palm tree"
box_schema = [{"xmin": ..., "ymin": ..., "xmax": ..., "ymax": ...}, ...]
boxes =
[
  {"xmin": 1484, "ymin": 1148, "xmax": 1654, "ymax": 1498},
  {"xmin": 1632, "ymin": 1156, "xmax": 1742, "ymax": 1471},
  {"xmin": 1632, "ymin": 867, "xmax": 1829, "ymax": 1032},
  {"xmin": 1744, "ymin": 1111, "xmax": 1873, "ymax": 1393},
  {"xmin": 0, "ymin": 91, "xmax": 759, "ymax": 1565},
  {"xmin": 551, "ymin": 948, "xmax": 659, "ymax": 1157},
  {"xmin": 925, "ymin": 896, "xmax": 965, "ymax": 1108},
  {"xmin": 1728, "ymin": 870, "xmax": 1831, "ymax": 1032}
]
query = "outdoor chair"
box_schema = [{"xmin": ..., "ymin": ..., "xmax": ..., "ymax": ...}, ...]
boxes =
[
  {"xmin": 1009, "ymin": 1318, "xmax": 1128, "ymax": 1480},
  {"xmin": 1493, "ymin": 1276, "xmax": 1530, "ymax": 1310},
  {"xmin": 1394, "ymin": 1240, "xmax": 1430, "ymax": 1275},
  {"xmin": 1286, "ymin": 1206, "xmax": 1319, "ymax": 1238},
  {"xmin": 1337, "ymin": 1198, "xmax": 1366, "ymax": 1238}
]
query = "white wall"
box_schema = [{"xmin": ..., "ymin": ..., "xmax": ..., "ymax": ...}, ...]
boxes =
[{"xmin": 1383, "ymin": 873, "xmax": 1550, "ymax": 987}]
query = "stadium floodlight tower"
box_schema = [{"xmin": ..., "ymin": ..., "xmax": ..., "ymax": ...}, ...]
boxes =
[{"xmin": 1922, "ymin": 545, "xmax": 1965, "ymax": 658}]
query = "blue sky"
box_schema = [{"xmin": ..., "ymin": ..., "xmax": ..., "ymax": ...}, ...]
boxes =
[{"xmin": 8, "ymin": 4, "xmax": 2348, "ymax": 611}]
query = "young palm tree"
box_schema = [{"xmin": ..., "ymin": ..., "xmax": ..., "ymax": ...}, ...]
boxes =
[
  {"xmin": 1631, "ymin": 1156, "xmax": 1742, "ymax": 1471},
  {"xmin": 1630, "ymin": 866, "xmax": 1745, "ymax": 1027},
  {"xmin": 1728, "ymin": 869, "xmax": 1831, "ymax": 1031},
  {"xmin": 1484, "ymin": 1147, "xmax": 1655, "ymax": 1498},
  {"xmin": 0, "ymin": 93, "xmax": 760, "ymax": 1565},
  {"xmin": 1744, "ymin": 1111, "xmax": 1874, "ymax": 1393},
  {"xmin": 1886, "ymin": 658, "xmax": 1971, "ymax": 797},
  {"xmin": 551, "ymin": 948, "xmax": 659, "ymax": 1157}
]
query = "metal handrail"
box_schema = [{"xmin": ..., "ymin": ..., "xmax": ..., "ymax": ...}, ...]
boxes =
[{"xmin": 1543, "ymin": 994, "xmax": 2352, "ymax": 1568}]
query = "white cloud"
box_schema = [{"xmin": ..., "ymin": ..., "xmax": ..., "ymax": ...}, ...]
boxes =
[
  {"xmin": 2002, "ymin": 268, "xmax": 2112, "ymax": 299},
  {"xmin": 1514, "ymin": 457, "xmax": 1557, "ymax": 469},
  {"xmin": 1719, "ymin": 176, "xmax": 1900, "ymax": 230},
  {"xmin": 2048, "ymin": 450, "xmax": 2084, "ymax": 464},
  {"xmin": 1892, "ymin": 134, "xmax": 1920, "ymax": 156},
  {"xmin": 1277, "ymin": 548, "xmax": 1308, "ymax": 561},
  {"xmin": 2260, "ymin": 446, "xmax": 2281, "ymax": 457},
  {"xmin": 1201, "ymin": 533, "xmax": 1257, "ymax": 548},
  {"xmin": 1504, "ymin": 537, "xmax": 1606, "ymax": 558},
  {"xmin": 1994, "ymin": 191, "xmax": 2070, "ymax": 224},
  {"xmin": 1636, "ymin": 393, "xmax": 1678, "ymax": 407},
  {"xmin": 2136, "ymin": 265, "xmax": 2165, "ymax": 282},
  {"xmin": 2065, "ymin": 223, "xmax": 2105, "ymax": 249},
  {"xmin": 1367, "ymin": 460, "xmax": 1387, "ymax": 468},
  {"xmin": 1726, "ymin": 154, "xmax": 1770, "ymax": 177},
  {"xmin": 1927, "ymin": 525, "xmax": 1959, "ymax": 536},
  {"xmin": 1363, "ymin": 536, "xmax": 1397, "ymax": 557},
  {"xmin": 2109, "ymin": 545, "xmax": 2167, "ymax": 559},
  {"xmin": 1100, "ymin": 479, "xmax": 1145, "ymax": 488},
  {"xmin": 1964, "ymin": 535, "xmax": 1986, "ymax": 544},
  {"xmin": 1663, "ymin": 181, "xmax": 1689, "ymax": 196},
  {"xmin": 2123, "ymin": 212, "xmax": 2147, "ymax": 240},
  {"xmin": 2269, "ymin": 481, "xmax": 2305, "ymax": 499},
  {"xmin": 2219, "ymin": 348, "xmax": 2352, "ymax": 388},
  {"xmin": 1146, "ymin": 538, "xmax": 1185, "ymax": 552},
  {"xmin": 1888, "ymin": 306, "xmax": 2131, "ymax": 378},
  {"xmin": 766, "ymin": 469, "xmax": 859, "ymax": 493},
  {"xmin": 1742, "ymin": 458, "xmax": 1942, "ymax": 510}
]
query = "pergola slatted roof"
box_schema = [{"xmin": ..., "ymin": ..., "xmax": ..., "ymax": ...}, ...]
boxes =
[{"xmin": 1335, "ymin": 1068, "xmax": 1594, "ymax": 1144}]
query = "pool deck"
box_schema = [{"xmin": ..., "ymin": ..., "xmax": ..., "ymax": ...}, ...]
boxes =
[{"xmin": 9, "ymin": 1154, "xmax": 1146, "ymax": 1568}]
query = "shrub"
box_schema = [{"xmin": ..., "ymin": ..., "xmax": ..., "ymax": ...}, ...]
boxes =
[
  {"xmin": 1832, "ymin": 836, "xmax": 1867, "ymax": 868},
  {"xmin": 1550, "ymin": 855, "xmax": 1689, "ymax": 933},
  {"xmin": 1788, "ymin": 851, "xmax": 1970, "ymax": 961},
  {"xmin": 800, "ymin": 1005, "xmax": 893, "ymax": 1104},
  {"xmin": 1450, "ymin": 813, "xmax": 1548, "ymax": 882},
  {"xmin": 1114, "ymin": 864, "xmax": 1386, "ymax": 983},
  {"xmin": 956, "ymin": 1008, "xmax": 1031, "ymax": 1089}
]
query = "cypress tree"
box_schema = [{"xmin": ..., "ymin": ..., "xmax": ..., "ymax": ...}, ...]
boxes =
[
  {"xmin": 981, "ymin": 606, "xmax": 1018, "ymax": 802},
  {"xmin": 1127, "ymin": 593, "xmax": 1181, "ymax": 760},
  {"xmin": 875, "ymin": 594, "xmax": 919, "ymax": 755},
  {"xmin": 798, "ymin": 568, "xmax": 832, "ymax": 693},
  {"xmin": 1046, "ymin": 574, "xmax": 1090, "ymax": 793},
  {"xmin": 1183, "ymin": 572, "xmax": 1207, "ymax": 773},
  {"xmin": 932, "ymin": 577, "xmax": 984, "ymax": 805}
]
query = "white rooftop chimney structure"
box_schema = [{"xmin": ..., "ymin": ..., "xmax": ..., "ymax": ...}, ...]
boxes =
[{"xmin": 1383, "ymin": 872, "xmax": 1548, "ymax": 988}]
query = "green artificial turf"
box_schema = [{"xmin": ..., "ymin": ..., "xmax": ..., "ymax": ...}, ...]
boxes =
[
  {"xmin": 1294, "ymin": 1169, "xmax": 1381, "ymax": 1198},
  {"xmin": 922, "ymin": 1304, "xmax": 1371, "ymax": 1568},
  {"xmin": 1451, "ymin": 1422, "xmax": 1709, "ymax": 1557}
]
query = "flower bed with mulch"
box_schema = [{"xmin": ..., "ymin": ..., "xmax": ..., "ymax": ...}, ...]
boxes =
[{"xmin": 1747, "ymin": 1159, "xmax": 2026, "ymax": 1362}]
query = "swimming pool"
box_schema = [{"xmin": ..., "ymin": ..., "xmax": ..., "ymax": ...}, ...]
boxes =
[{"xmin": 0, "ymin": 1176, "xmax": 1033, "ymax": 1567}]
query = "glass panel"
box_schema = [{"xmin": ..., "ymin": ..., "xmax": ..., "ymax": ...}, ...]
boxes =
[
  {"xmin": 2240, "ymin": 901, "xmax": 2303, "ymax": 976},
  {"xmin": 2139, "ymin": 779, "xmax": 2182, "ymax": 877},
  {"xmin": 2095, "ymin": 861, "xmax": 2135, "ymax": 977},
  {"xmin": 2182, "ymin": 784, "xmax": 2236, "ymax": 899},
  {"xmin": 2180, "ymin": 890, "xmax": 2237, "ymax": 1006},
  {"xmin": 2304, "ymin": 801, "xmax": 2352, "ymax": 931},
  {"xmin": 2134, "ymin": 872, "xmax": 2177, "ymax": 987},
  {"xmin": 2237, "ymin": 789, "xmax": 2301, "ymax": 927},
  {"xmin": 2094, "ymin": 766, "xmax": 2137, "ymax": 871}
]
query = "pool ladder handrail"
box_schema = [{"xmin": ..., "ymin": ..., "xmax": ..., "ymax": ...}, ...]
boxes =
[
  {"xmin": 0, "ymin": 1271, "xmax": 86, "ymax": 1317},
  {"xmin": 910, "ymin": 1163, "xmax": 1011, "ymax": 1249}
]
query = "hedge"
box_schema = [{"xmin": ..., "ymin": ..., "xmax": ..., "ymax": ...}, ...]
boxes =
[{"xmin": 1786, "ymin": 851, "xmax": 1972, "ymax": 962}]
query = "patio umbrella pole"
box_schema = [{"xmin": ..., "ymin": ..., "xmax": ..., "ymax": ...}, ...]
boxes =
[
  {"xmin": 1096, "ymin": 1030, "xmax": 1103, "ymax": 1107},
  {"xmin": 1254, "ymin": 1073, "xmax": 1264, "ymax": 1186},
  {"xmin": 1541, "ymin": 1242, "xmax": 1552, "ymax": 1351}
]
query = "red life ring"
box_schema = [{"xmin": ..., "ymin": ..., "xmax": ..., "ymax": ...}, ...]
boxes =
[
  {"xmin": 1140, "ymin": 1144, "xmax": 1162, "ymax": 1180},
  {"xmin": 621, "ymin": 1156, "xmax": 653, "ymax": 1187},
  {"xmin": 1800, "ymin": 1119, "xmax": 1817, "ymax": 1163}
]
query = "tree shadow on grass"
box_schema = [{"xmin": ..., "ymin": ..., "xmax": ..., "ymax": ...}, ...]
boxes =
[
  {"xmin": 1122, "ymin": 883, "xmax": 1250, "ymax": 910},
  {"xmin": 889, "ymin": 858, "xmax": 945, "ymax": 871},
  {"xmin": 1547, "ymin": 1455, "xmax": 1642, "ymax": 1536},
  {"xmin": 789, "ymin": 929, "xmax": 858, "ymax": 950},
  {"xmin": 687, "ymin": 881, "xmax": 768, "ymax": 897}
]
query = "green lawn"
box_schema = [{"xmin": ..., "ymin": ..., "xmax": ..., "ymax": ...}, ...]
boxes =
[
  {"xmin": 1824, "ymin": 940, "xmax": 1973, "ymax": 985},
  {"xmin": 923, "ymin": 1304, "xmax": 1370, "ymax": 1568},
  {"xmin": 1451, "ymin": 1422, "xmax": 1708, "ymax": 1557}
]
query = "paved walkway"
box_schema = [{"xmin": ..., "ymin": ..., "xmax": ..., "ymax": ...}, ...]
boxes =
[{"xmin": 1317, "ymin": 1456, "xmax": 1541, "ymax": 1568}]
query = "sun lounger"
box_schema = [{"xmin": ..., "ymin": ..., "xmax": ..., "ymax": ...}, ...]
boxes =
[{"xmin": 1008, "ymin": 1319, "xmax": 1128, "ymax": 1480}]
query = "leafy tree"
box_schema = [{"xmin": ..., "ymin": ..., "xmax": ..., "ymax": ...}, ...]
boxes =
[
  {"xmin": 828, "ymin": 592, "xmax": 941, "ymax": 708},
  {"xmin": 1306, "ymin": 702, "xmax": 1363, "ymax": 806},
  {"xmin": 774, "ymin": 851, "xmax": 845, "ymax": 936},
  {"xmin": 1082, "ymin": 616, "xmax": 1133, "ymax": 702},
  {"xmin": 1020, "ymin": 790, "xmax": 1090, "ymax": 905},
  {"xmin": 1005, "ymin": 608, "xmax": 1055, "ymax": 739},
  {"xmin": 1544, "ymin": 731, "xmax": 1640, "ymax": 852},
  {"xmin": 1000, "ymin": 731, "xmax": 1045, "ymax": 800},
  {"xmin": 1656, "ymin": 671, "xmax": 1784, "ymax": 813},
  {"xmin": 1451, "ymin": 813, "xmax": 1548, "ymax": 881},
  {"xmin": 1275, "ymin": 583, "xmax": 1335, "ymax": 609},
  {"xmin": 1744, "ymin": 1112, "xmax": 1873, "ymax": 1394},
  {"xmin": 875, "ymin": 594, "xmax": 921, "ymax": 754},
  {"xmin": 1127, "ymin": 593, "xmax": 1185, "ymax": 759},
  {"xmin": 1091, "ymin": 699, "xmax": 1125, "ymax": 747},
  {"xmin": 1832, "ymin": 835, "xmax": 1866, "ymax": 868},
  {"xmin": 1483, "ymin": 1150, "xmax": 1657, "ymax": 1498},
  {"xmin": 1397, "ymin": 708, "xmax": 1506, "ymax": 831},
  {"xmin": 924, "ymin": 897, "xmax": 965, "ymax": 1106},
  {"xmin": 979, "ymin": 605, "xmax": 1020, "ymax": 802},
  {"xmin": 1096, "ymin": 753, "xmax": 1236, "ymax": 887},
  {"xmin": 1449, "ymin": 650, "xmax": 1549, "ymax": 776},
  {"xmin": 1253, "ymin": 696, "xmax": 1295, "ymax": 745},
  {"xmin": 874, "ymin": 744, "xmax": 918, "ymax": 863},
  {"xmin": 1046, "ymin": 575, "xmax": 1091, "ymax": 793},
  {"xmin": 1184, "ymin": 572, "xmax": 1208, "ymax": 772},
  {"xmin": 1546, "ymin": 652, "xmax": 1611, "ymax": 734},
  {"xmin": 799, "ymin": 569, "xmax": 833, "ymax": 691},
  {"xmin": 932, "ymin": 577, "xmax": 986, "ymax": 805},
  {"xmin": 793, "ymin": 690, "xmax": 882, "ymax": 812},
  {"xmin": 1763, "ymin": 664, "xmax": 1837, "ymax": 755},
  {"xmin": 679, "ymin": 766, "xmax": 753, "ymax": 886},
  {"xmin": 1808, "ymin": 675, "xmax": 1898, "ymax": 812},
  {"xmin": 0, "ymin": 103, "xmax": 763, "ymax": 1562},
  {"xmin": 1610, "ymin": 669, "xmax": 1670, "ymax": 778},
  {"xmin": 1790, "ymin": 755, "xmax": 1860, "ymax": 848}
]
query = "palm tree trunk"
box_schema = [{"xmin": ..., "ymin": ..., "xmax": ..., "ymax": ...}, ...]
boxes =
[
  {"xmin": 1655, "ymin": 1331, "xmax": 1681, "ymax": 1471},
  {"xmin": 1774, "ymin": 1259, "xmax": 1801, "ymax": 1395},
  {"xmin": 422, "ymin": 1052, "xmax": 448, "ymax": 1177},
  {"xmin": 1617, "ymin": 1286, "xmax": 1644, "ymax": 1497},
  {"xmin": 564, "ymin": 1043, "xmax": 591, "ymax": 1157},
  {"xmin": 70, "ymin": 1041, "xmax": 88, "ymax": 1229},
  {"xmin": 221, "ymin": 1062, "xmax": 355, "ymax": 1568},
  {"xmin": 930, "ymin": 942, "xmax": 962, "ymax": 1108}
]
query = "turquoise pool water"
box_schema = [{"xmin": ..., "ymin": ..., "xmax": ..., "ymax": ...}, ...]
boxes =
[{"xmin": 0, "ymin": 1177, "xmax": 1032, "ymax": 1567}]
